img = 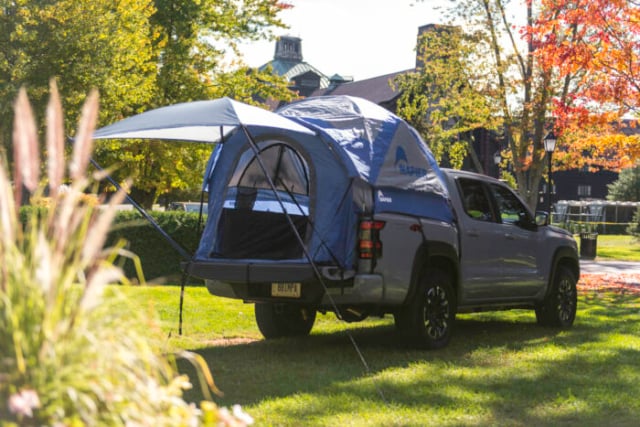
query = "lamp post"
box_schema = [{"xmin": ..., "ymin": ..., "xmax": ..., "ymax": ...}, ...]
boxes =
[
  {"xmin": 544, "ymin": 131, "xmax": 557, "ymax": 214},
  {"xmin": 493, "ymin": 150, "xmax": 501, "ymax": 178}
]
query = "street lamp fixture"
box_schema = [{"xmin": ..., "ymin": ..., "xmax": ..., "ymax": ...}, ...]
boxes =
[
  {"xmin": 493, "ymin": 150, "xmax": 501, "ymax": 178},
  {"xmin": 544, "ymin": 131, "xmax": 557, "ymax": 214}
]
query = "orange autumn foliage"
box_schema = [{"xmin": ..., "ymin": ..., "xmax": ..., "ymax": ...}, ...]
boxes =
[
  {"xmin": 529, "ymin": 0, "xmax": 640, "ymax": 170},
  {"xmin": 554, "ymin": 122, "xmax": 640, "ymax": 172}
]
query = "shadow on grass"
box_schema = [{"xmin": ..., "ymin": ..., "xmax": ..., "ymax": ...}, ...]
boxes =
[{"xmin": 178, "ymin": 294, "xmax": 640, "ymax": 425}]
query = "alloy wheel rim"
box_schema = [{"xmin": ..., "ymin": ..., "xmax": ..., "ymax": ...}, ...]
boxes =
[
  {"xmin": 556, "ymin": 278, "xmax": 576, "ymax": 322},
  {"xmin": 424, "ymin": 285, "xmax": 449, "ymax": 339}
]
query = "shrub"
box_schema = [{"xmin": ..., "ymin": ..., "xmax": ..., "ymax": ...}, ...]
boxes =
[
  {"xmin": 18, "ymin": 208, "xmax": 205, "ymax": 282},
  {"xmin": 108, "ymin": 210, "xmax": 204, "ymax": 282},
  {"xmin": 0, "ymin": 83, "xmax": 251, "ymax": 426},
  {"xmin": 607, "ymin": 162, "xmax": 640, "ymax": 202},
  {"xmin": 628, "ymin": 207, "xmax": 640, "ymax": 239}
]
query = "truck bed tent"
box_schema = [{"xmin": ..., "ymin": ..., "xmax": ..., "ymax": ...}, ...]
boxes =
[
  {"xmin": 195, "ymin": 95, "xmax": 453, "ymax": 271},
  {"xmin": 196, "ymin": 126, "xmax": 358, "ymax": 266}
]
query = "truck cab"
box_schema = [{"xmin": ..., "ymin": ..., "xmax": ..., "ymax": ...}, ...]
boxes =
[{"xmin": 440, "ymin": 169, "xmax": 579, "ymax": 311}]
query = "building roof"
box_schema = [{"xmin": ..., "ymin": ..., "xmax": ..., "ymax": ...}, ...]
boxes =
[
  {"xmin": 310, "ymin": 70, "xmax": 409, "ymax": 106},
  {"xmin": 260, "ymin": 60, "xmax": 330, "ymax": 89}
]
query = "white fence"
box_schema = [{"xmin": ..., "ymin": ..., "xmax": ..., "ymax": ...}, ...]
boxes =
[{"xmin": 553, "ymin": 200, "xmax": 640, "ymax": 233}]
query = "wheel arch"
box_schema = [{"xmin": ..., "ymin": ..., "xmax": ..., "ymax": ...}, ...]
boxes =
[
  {"xmin": 546, "ymin": 246, "xmax": 580, "ymax": 298},
  {"xmin": 405, "ymin": 241, "xmax": 460, "ymax": 305}
]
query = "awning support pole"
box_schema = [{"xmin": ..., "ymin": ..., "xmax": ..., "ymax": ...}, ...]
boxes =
[
  {"xmin": 89, "ymin": 158, "xmax": 192, "ymax": 261},
  {"xmin": 89, "ymin": 157, "xmax": 197, "ymax": 335}
]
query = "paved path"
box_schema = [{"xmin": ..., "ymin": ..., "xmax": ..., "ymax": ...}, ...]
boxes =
[{"xmin": 580, "ymin": 260, "xmax": 640, "ymax": 275}]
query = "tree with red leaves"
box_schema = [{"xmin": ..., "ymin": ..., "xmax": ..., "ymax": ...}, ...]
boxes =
[
  {"xmin": 530, "ymin": 0, "xmax": 640, "ymax": 172},
  {"xmin": 423, "ymin": 1, "xmax": 639, "ymax": 208}
]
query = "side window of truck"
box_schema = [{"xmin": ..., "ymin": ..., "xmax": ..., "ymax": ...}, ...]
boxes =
[
  {"xmin": 489, "ymin": 183, "xmax": 532, "ymax": 225},
  {"xmin": 458, "ymin": 178, "xmax": 495, "ymax": 222}
]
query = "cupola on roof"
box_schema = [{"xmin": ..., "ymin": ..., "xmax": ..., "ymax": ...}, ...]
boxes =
[
  {"xmin": 274, "ymin": 36, "xmax": 303, "ymax": 62},
  {"xmin": 259, "ymin": 35, "xmax": 330, "ymax": 95}
]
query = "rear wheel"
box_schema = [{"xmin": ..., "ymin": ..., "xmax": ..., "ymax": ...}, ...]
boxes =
[
  {"xmin": 397, "ymin": 268, "xmax": 456, "ymax": 349},
  {"xmin": 536, "ymin": 266, "xmax": 577, "ymax": 327},
  {"xmin": 254, "ymin": 303, "xmax": 316, "ymax": 339}
]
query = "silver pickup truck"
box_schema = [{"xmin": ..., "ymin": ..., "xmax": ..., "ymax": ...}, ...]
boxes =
[
  {"xmin": 200, "ymin": 167, "xmax": 579, "ymax": 349},
  {"xmin": 171, "ymin": 95, "xmax": 580, "ymax": 349},
  {"xmin": 387, "ymin": 168, "xmax": 579, "ymax": 348}
]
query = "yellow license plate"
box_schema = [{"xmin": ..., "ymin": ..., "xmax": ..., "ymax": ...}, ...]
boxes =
[{"xmin": 271, "ymin": 282, "xmax": 301, "ymax": 298}]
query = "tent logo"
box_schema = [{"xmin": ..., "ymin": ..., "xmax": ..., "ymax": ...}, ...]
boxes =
[
  {"xmin": 395, "ymin": 146, "xmax": 427, "ymax": 178},
  {"xmin": 377, "ymin": 190, "xmax": 393, "ymax": 203}
]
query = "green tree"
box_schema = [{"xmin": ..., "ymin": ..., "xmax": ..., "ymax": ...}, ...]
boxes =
[
  {"xmin": 607, "ymin": 163, "xmax": 640, "ymax": 202},
  {"xmin": 393, "ymin": 25, "xmax": 498, "ymax": 171},
  {"xmin": 411, "ymin": 0, "xmax": 562, "ymax": 209},
  {"xmin": 95, "ymin": 0, "xmax": 296, "ymax": 207},
  {"xmin": 151, "ymin": 0, "xmax": 292, "ymax": 104},
  {"xmin": 420, "ymin": 0, "xmax": 640, "ymax": 209},
  {"xmin": 450, "ymin": 0, "xmax": 560, "ymax": 208},
  {"xmin": 1, "ymin": 0, "xmax": 296, "ymax": 207},
  {"xmin": 0, "ymin": 0, "xmax": 158, "ymax": 148}
]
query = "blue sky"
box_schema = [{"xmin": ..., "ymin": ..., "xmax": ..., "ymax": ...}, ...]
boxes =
[{"xmin": 237, "ymin": 0, "xmax": 447, "ymax": 81}]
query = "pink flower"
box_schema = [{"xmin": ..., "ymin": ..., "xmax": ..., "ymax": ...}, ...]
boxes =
[
  {"xmin": 8, "ymin": 389, "xmax": 40, "ymax": 418},
  {"xmin": 232, "ymin": 404, "xmax": 254, "ymax": 426}
]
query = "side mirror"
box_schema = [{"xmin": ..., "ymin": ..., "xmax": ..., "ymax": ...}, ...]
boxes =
[
  {"xmin": 535, "ymin": 211, "xmax": 550, "ymax": 227},
  {"xmin": 515, "ymin": 211, "xmax": 538, "ymax": 230}
]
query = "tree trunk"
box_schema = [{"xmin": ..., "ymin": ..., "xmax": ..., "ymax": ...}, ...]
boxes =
[
  {"xmin": 130, "ymin": 187, "xmax": 157, "ymax": 209},
  {"xmin": 467, "ymin": 138, "xmax": 485, "ymax": 174},
  {"xmin": 516, "ymin": 168, "xmax": 544, "ymax": 212}
]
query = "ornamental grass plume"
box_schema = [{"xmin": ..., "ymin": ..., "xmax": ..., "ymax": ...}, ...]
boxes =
[{"xmin": 0, "ymin": 82, "xmax": 251, "ymax": 426}]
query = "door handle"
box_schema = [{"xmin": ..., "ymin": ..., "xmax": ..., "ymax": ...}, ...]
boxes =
[
  {"xmin": 504, "ymin": 233, "xmax": 515, "ymax": 240},
  {"xmin": 467, "ymin": 230, "xmax": 479, "ymax": 238}
]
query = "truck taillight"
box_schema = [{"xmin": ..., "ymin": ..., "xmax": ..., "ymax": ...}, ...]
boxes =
[{"xmin": 358, "ymin": 219, "xmax": 385, "ymax": 260}]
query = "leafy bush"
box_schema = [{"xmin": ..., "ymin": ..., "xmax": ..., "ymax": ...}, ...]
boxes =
[
  {"xmin": 108, "ymin": 210, "xmax": 204, "ymax": 282},
  {"xmin": 0, "ymin": 83, "xmax": 251, "ymax": 426},
  {"xmin": 628, "ymin": 207, "xmax": 640, "ymax": 238},
  {"xmin": 607, "ymin": 162, "xmax": 640, "ymax": 201},
  {"xmin": 18, "ymin": 208, "xmax": 205, "ymax": 282}
]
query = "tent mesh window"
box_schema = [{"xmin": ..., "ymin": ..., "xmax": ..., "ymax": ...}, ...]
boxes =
[{"xmin": 215, "ymin": 142, "xmax": 311, "ymax": 259}]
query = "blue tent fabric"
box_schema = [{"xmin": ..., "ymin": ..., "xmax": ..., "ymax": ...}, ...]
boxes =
[
  {"xmin": 195, "ymin": 128, "xmax": 359, "ymax": 266},
  {"xmin": 277, "ymin": 96, "xmax": 453, "ymax": 222}
]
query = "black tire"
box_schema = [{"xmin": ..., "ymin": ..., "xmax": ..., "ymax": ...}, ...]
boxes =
[
  {"xmin": 536, "ymin": 266, "xmax": 577, "ymax": 327},
  {"xmin": 254, "ymin": 303, "xmax": 316, "ymax": 339},
  {"xmin": 393, "ymin": 310, "xmax": 410, "ymax": 333},
  {"xmin": 398, "ymin": 268, "xmax": 456, "ymax": 349}
]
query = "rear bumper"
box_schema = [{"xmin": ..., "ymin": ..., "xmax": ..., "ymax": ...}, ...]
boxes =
[
  {"xmin": 183, "ymin": 259, "xmax": 318, "ymax": 283},
  {"xmin": 182, "ymin": 259, "xmax": 364, "ymax": 304}
]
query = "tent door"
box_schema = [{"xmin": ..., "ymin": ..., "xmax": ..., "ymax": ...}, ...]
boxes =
[{"xmin": 212, "ymin": 141, "xmax": 311, "ymax": 260}]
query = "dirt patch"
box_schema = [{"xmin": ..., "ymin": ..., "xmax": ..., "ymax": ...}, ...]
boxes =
[{"xmin": 205, "ymin": 337, "xmax": 259, "ymax": 347}]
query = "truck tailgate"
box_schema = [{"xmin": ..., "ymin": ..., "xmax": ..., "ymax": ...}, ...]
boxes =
[{"xmin": 183, "ymin": 259, "xmax": 317, "ymax": 283}]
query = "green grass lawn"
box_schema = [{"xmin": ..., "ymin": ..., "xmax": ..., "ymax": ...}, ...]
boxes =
[
  {"xmin": 125, "ymin": 285, "xmax": 640, "ymax": 426},
  {"xmin": 591, "ymin": 234, "xmax": 640, "ymax": 261}
]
